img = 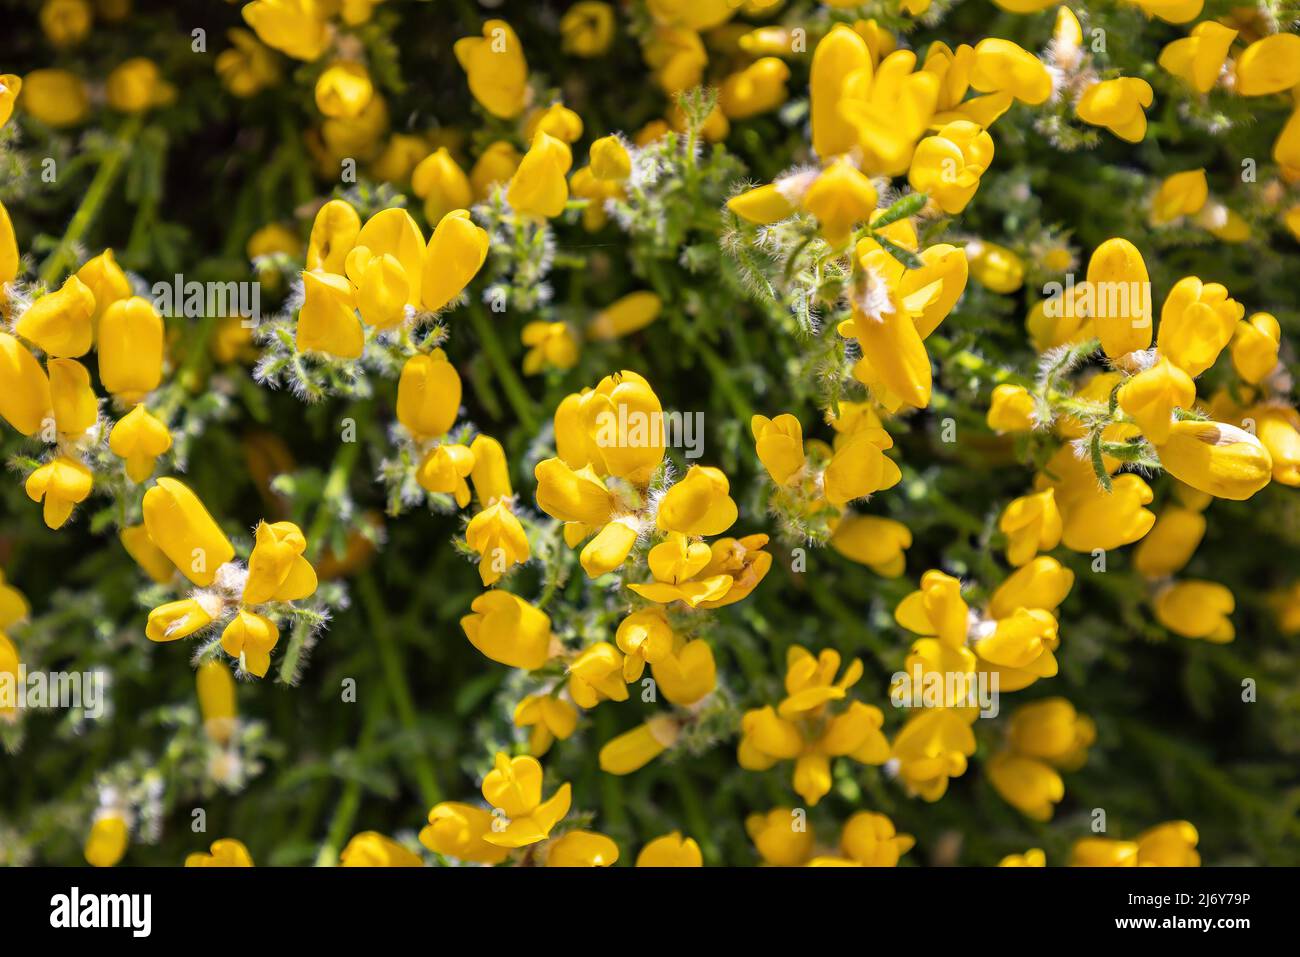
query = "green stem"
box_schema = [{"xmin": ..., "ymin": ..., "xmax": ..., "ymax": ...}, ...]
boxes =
[
  {"xmin": 358, "ymin": 570, "xmax": 442, "ymax": 807},
  {"xmin": 316, "ymin": 689, "xmax": 386, "ymax": 866},
  {"xmin": 467, "ymin": 301, "xmax": 539, "ymax": 433},
  {"xmin": 38, "ymin": 114, "xmax": 144, "ymax": 287}
]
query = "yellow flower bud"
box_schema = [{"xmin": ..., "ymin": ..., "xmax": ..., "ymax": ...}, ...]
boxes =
[
  {"xmin": 41, "ymin": 0, "xmax": 92, "ymax": 48},
  {"xmin": 306, "ymin": 199, "xmax": 361, "ymax": 275},
  {"xmin": 1008, "ymin": 697, "xmax": 1096, "ymax": 767},
  {"xmin": 47, "ymin": 357, "xmax": 96, "ymax": 436},
  {"xmin": 1234, "ymin": 33, "xmax": 1300, "ymax": 96},
  {"xmin": 1136, "ymin": 820, "xmax": 1200, "ymax": 866},
  {"xmin": 615, "ymin": 607, "xmax": 675, "ymax": 681},
  {"xmin": 988, "ymin": 556, "xmax": 1075, "ymax": 618},
  {"xmin": 16, "ymin": 275, "xmax": 95, "ymax": 358},
  {"xmin": 1125, "ymin": 0, "xmax": 1202, "ymax": 24},
  {"xmin": 908, "ymin": 120, "xmax": 994, "ymax": 214},
  {"xmin": 1157, "ymin": 276, "xmax": 1242, "ymax": 377},
  {"xmin": 1159, "ymin": 22, "xmax": 1236, "ymax": 94},
  {"xmin": 19, "ymin": 69, "xmax": 89, "ymax": 127},
  {"xmin": 185, "ymin": 838, "xmax": 254, "ymax": 867},
  {"xmin": 599, "ymin": 716, "xmax": 679, "ymax": 775},
  {"xmin": 1076, "ymin": 77, "xmax": 1154, "ymax": 143},
  {"xmin": 513, "ymin": 694, "xmax": 578, "ymax": 756},
  {"xmin": 241, "ymin": 0, "xmax": 332, "ymax": 62},
  {"xmin": 339, "ymin": 832, "xmax": 422, "ymax": 867},
  {"xmin": 1118, "ymin": 357, "xmax": 1196, "ymax": 444},
  {"xmin": 751, "ymin": 413, "xmax": 805, "ymax": 485},
  {"xmin": 421, "ymin": 209, "xmax": 489, "ymax": 314},
  {"xmin": 461, "ymin": 590, "xmax": 551, "ymax": 670},
  {"xmin": 25, "ymin": 455, "xmax": 92, "ymax": 529},
  {"xmin": 465, "ymin": 501, "xmax": 530, "ymax": 586},
  {"xmin": 1151, "ymin": 169, "xmax": 1208, "ymax": 224},
  {"xmin": 1231, "ymin": 313, "xmax": 1281, "ymax": 384},
  {"xmin": 802, "ymin": 158, "xmax": 878, "ymax": 248},
  {"xmin": 1071, "ymin": 837, "xmax": 1138, "ymax": 866},
  {"xmin": 85, "ymin": 813, "xmax": 128, "ymax": 868},
  {"xmin": 657, "ymin": 465, "xmax": 738, "ymax": 536},
  {"xmin": 588, "ymin": 135, "xmax": 631, "ymax": 183},
  {"xmin": 417, "ymin": 443, "xmax": 476, "ymax": 507},
  {"xmin": 725, "ymin": 182, "xmax": 797, "ymax": 225},
  {"xmin": 746, "ymin": 807, "xmax": 813, "ymax": 866},
  {"xmin": 394, "ymin": 350, "xmax": 460, "ymax": 439},
  {"xmin": 454, "ymin": 19, "xmax": 529, "ymax": 119},
  {"xmin": 587, "ymin": 290, "xmax": 661, "ymax": 341},
  {"xmin": 823, "ymin": 428, "xmax": 902, "ymax": 506},
  {"xmin": 1253, "ymin": 406, "xmax": 1300, "ymax": 486},
  {"xmin": 75, "ymin": 249, "xmax": 132, "ymax": 326},
  {"xmin": 999, "ymin": 489, "xmax": 1062, "ymax": 567},
  {"xmin": 470, "ymin": 140, "xmax": 522, "ymax": 200},
  {"xmin": 296, "ymin": 270, "xmax": 362, "ymax": 357},
  {"xmin": 987, "ymin": 752, "xmax": 1064, "ymax": 821},
  {"xmin": 719, "ymin": 57, "xmax": 791, "ymax": 120},
  {"xmin": 142, "ymin": 477, "xmax": 235, "ymax": 586},
  {"xmin": 119, "ymin": 524, "xmax": 175, "ymax": 583},
  {"xmin": 419, "ymin": 803, "xmax": 510, "ymax": 864},
  {"xmin": 411, "ymin": 148, "xmax": 472, "ymax": 225},
  {"xmin": 811, "ymin": 24, "xmax": 870, "ymax": 159},
  {"xmin": 468, "ymin": 433, "xmax": 512, "ymax": 506},
  {"xmin": 637, "ymin": 831, "xmax": 702, "ymax": 867},
  {"xmin": 220, "ymin": 609, "xmax": 280, "ymax": 678},
  {"xmin": 314, "ymin": 61, "xmax": 373, "ymax": 119},
  {"xmin": 108, "ymin": 404, "xmax": 172, "ymax": 482},
  {"xmin": 1134, "ymin": 506, "xmax": 1205, "ymax": 579},
  {"xmin": 836, "ymin": 811, "xmax": 915, "ymax": 866},
  {"xmin": 215, "ymin": 28, "xmax": 282, "ymax": 98},
  {"xmin": 521, "ymin": 321, "xmax": 579, "ymax": 374},
  {"xmin": 829, "ymin": 515, "xmax": 912, "ymax": 576},
  {"xmin": 243, "ymin": 521, "xmax": 317, "ymax": 604},
  {"xmin": 196, "ymin": 659, "xmax": 237, "ymax": 744},
  {"xmin": 568, "ymin": 641, "xmax": 630, "ymax": 708},
  {"xmin": 1154, "ymin": 419, "xmax": 1272, "ymax": 500},
  {"xmin": 651, "ymin": 639, "xmax": 716, "ymax": 706},
  {"xmin": 525, "ymin": 102, "xmax": 584, "ymax": 145},
  {"xmin": 966, "ymin": 239, "xmax": 1024, "ymax": 294},
  {"xmin": 508, "ymin": 131, "xmax": 573, "ymax": 219},
  {"xmin": 1085, "ymin": 237, "xmax": 1152, "ymax": 358},
  {"xmin": 145, "ymin": 597, "xmax": 213, "ymax": 643},
  {"xmin": 987, "ymin": 384, "xmax": 1035, "ymax": 433},
  {"xmin": 98, "ymin": 295, "xmax": 164, "ymax": 400},
  {"xmin": 560, "ymin": 2, "xmax": 615, "ymax": 57},
  {"xmin": 105, "ymin": 58, "xmax": 175, "ymax": 113},
  {"xmin": 0, "ymin": 332, "xmax": 53, "ymax": 436},
  {"xmin": 970, "ymin": 38, "xmax": 1052, "ymax": 105},
  {"xmin": 480, "ymin": 752, "xmax": 571, "ymax": 848},
  {"xmin": 1154, "ymin": 580, "xmax": 1234, "ymax": 642}
]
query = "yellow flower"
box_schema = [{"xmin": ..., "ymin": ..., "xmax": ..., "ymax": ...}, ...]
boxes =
[
  {"xmin": 185, "ymin": 838, "xmax": 254, "ymax": 867},
  {"xmin": 241, "ymin": 0, "xmax": 332, "ymax": 62},
  {"xmin": 1057, "ymin": 473, "xmax": 1157, "ymax": 552},
  {"xmin": 1154, "ymin": 580, "xmax": 1234, "ymax": 642},
  {"xmin": 76, "ymin": 248, "xmax": 132, "ymax": 325},
  {"xmin": 0, "ymin": 333, "xmax": 53, "ymax": 437},
  {"xmin": 599, "ymin": 716, "xmax": 680, "ymax": 774},
  {"xmin": 19, "ymin": 69, "xmax": 90, "ymax": 127},
  {"xmin": 0, "ymin": 74, "xmax": 19, "ymax": 129},
  {"xmin": 750, "ymin": 413, "xmax": 805, "ymax": 486},
  {"xmin": 461, "ymin": 590, "xmax": 552, "ymax": 670},
  {"xmin": 615, "ymin": 607, "xmax": 675, "ymax": 681},
  {"xmin": 726, "ymin": 183, "xmax": 797, "ymax": 225},
  {"xmin": 644, "ymin": 25, "xmax": 707, "ymax": 95},
  {"xmin": 999, "ymin": 849, "xmax": 1046, "ymax": 866},
  {"xmin": 25, "ymin": 455, "xmax": 93, "ymax": 529},
  {"xmin": 829, "ymin": 515, "xmax": 912, "ymax": 576},
  {"xmin": 220, "ymin": 609, "xmax": 280, "ymax": 677},
  {"xmin": 999, "ymin": 489, "xmax": 1062, "ymax": 567},
  {"xmin": 314, "ymin": 61, "xmax": 373, "ymax": 119},
  {"xmin": 802, "ymin": 158, "xmax": 878, "ymax": 248},
  {"xmin": 339, "ymin": 832, "xmax": 423, "ymax": 867},
  {"xmin": 15, "ymin": 275, "xmax": 95, "ymax": 358},
  {"xmin": 306, "ymin": 199, "xmax": 361, "ymax": 275},
  {"xmin": 95, "ymin": 296, "xmax": 164, "ymax": 401},
  {"xmin": 1231, "ymin": 313, "xmax": 1281, "ymax": 384},
  {"xmin": 47, "ymin": 358, "xmax": 96, "ymax": 436},
  {"xmin": 508, "ymin": 131, "xmax": 573, "ymax": 219},
  {"xmin": 142, "ymin": 477, "xmax": 235, "ymax": 587},
  {"xmin": 587, "ymin": 290, "xmax": 661, "ymax": 340},
  {"xmin": 197, "ymin": 659, "xmax": 237, "ymax": 745},
  {"xmin": 636, "ymin": 832, "xmax": 702, "ymax": 867},
  {"xmin": 1252, "ymin": 406, "xmax": 1300, "ymax": 486},
  {"xmin": 1118, "ymin": 357, "xmax": 1197, "ymax": 445},
  {"xmin": 419, "ymin": 803, "xmax": 510, "ymax": 864},
  {"xmin": 987, "ymin": 384, "xmax": 1036, "ymax": 433},
  {"xmin": 1070, "ymin": 836, "xmax": 1138, "ymax": 866},
  {"xmin": 987, "ymin": 752, "xmax": 1065, "ymax": 821},
  {"xmin": 838, "ymin": 50, "xmax": 941, "ymax": 176},
  {"xmin": 970, "ymin": 38, "xmax": 1051, "ymax": 105},
  {"xmin": 974, "ymin": 607, "xmax": 1060, "ymax": 691},
  {"xmin": 525, "ymin": 102, "xmax": 584, "ymax": 144},
  {"xmin": 564, "ymin": 370, "xmax": 666, "ymax": 484},
  {"xmin": 40, "ymin": 0, "xmax": 92, "ymax": 48},
  {"xmin": 352, "ymin": 207, "xmax": 425, "ymax": 310},
  {"xmin": 988, "ymin": 556, "xmax": 1075, "ymax": 619},
  {"xmin": 890, "ymin": 707, "xmax": 977, "ymax": 801},
  {"xmin": 895, "ymin": 570, "xmax": 969, "ymax": 647},
  {"xmin": 1158, "ymin": 276, "xmax": 1243, "ymax": 378},
  {"xmin": 1135, "ymin": 820, "xmax": 1200, "ymax": 866},
  {"xmin": 296, "ymin": 270, "xmax": 362, "ymax": 358},
  {"xmin": 455, "ymin": 19, "xmax": 529, "ymax": 119},
  {"xmin": 421, "ymin": 209, "xmax": 489, "ymax": 313},
  {"xmin": 108, "ymin": 404, "xmax": 172, "ymax": 483},
  {"xmin": 718, "ymin": 57, "xmax": 791, "ymax": 120},
  {"xmin": 85, "ymin": 813, "xmax": 129, "ymax": 868},
  {"xmin": 119, "ymin": 519, "xmax": 176, "ymax": 584},
  {"xmin": 746, "ymin": 808, "xmax": 813, "ymax": 866},
  {"xmin": 480, "ymin": 752, "xmax": 571, "ymax": 848},
  {"xmin": 656, "ymin": 465, "xmax": 738, "ymax": 536},
  {"xmin": 465, "ymin": 501, "xmax": 530, "ymax": 586},
  {"xmin": 243, "ymin": 521, "xmax": 317, "ymax": 605},
  {"xmin": 829, "ymin": 811, "xmax": 914, "ymax": 866},
  {"xmin": 542, "ymin": 831, "xmax": 619, "ymax": 868},
  {"xmin": 469, "ymin": 434, "xmax": 513, "ymax": 507},
  {"xmin": 1124, "ymin": 0, "xmax": 1202, "ymax": 24},
  {"xmin": 588, "ymin": 135, "xmax": 631, "ymax": 182},
  {"xmin": 417, "ymin": 443, "xmax": 476, "ymax": 507},
  {"xmin": 521, "ymin": 321, "xmax": 579, "ymax": 375},
  {"xmin": 966, "ymin": 239, "xmax": 1024, "ymax": 294},
  {"xmin": 396, "ymin": 349, "xmax": 460, "ymax": 439},
  {"xmin": 411, "ymin": 148, "xmax": 472, "ymax": 225},
  {"xmin": 1151, "ymin": 169, "xmax": 1208, "ymax": 224},
  {"xmin": 1234, "ymin": 33, "xmax": 1300, "ymax": 96},
  {"xmin": 823, "ymin": 428, "xmax": 901, "ymax": 506},
  {"xmin": 560, "ymin": 2, "xmax": 615, "ymax": 57},
  {"xmin": 470, "ymin": 141, "xmax": 522, "ymax": 199},
  {"xmin": 695, "ymin": 534, "xmax": 772, "ymax": 609},
  {"xmin": 1085, "ymin": 238, "xmax": 1152, "ymax": 358},
  {"xmin": 105, "ymin": 58, "xmax": 175, "ymax": 113},
  {"xmin": 146, "ymin": 598, "xmax": 214, "ymax": 643},
  {"xmin": 1154, "ymin": 420, "xmax": 1272, "ymax": 501},
  {"xmin": 215, "ymin": 28, "xmax": 282, "ymax": 98},
  {"xmin": 513, "ymin": 694, "xmax": 578, "ymax": 757},
  {"xmin": 651, "ymin": 639, "xmax": 716, "ymax": 705},
  {"xmin": 1134, "ymin": 506, "xmax": 1205, "ymax": 579},
  {"xmin": 0, "ymin": 633, "xmax": 20, "ymax": 722},
  {"xmin": 647, "ymin": 0, "xmax": 735, "ymax": 29},
  {"xmin": 567, "ymin": 641, "xmax": 630, "ymax": 708},
  {"xmin": 908, "ymin": 120, "xmax": 995, "ymax": 215},
  {"xmin": 1076, "ymin": 77, "xmax": 1154, "ymax": 143},
  {"xmin": 1159, "ymin": 22, "xmax": 1236, "ymax": 95},
  {"xmin": 923, "ymin": 41, "xmax": 1013, "ymax": 127},
  {"xmin": 1008, "ymin": 697, "xmax": 1096, "ymax": 769}
]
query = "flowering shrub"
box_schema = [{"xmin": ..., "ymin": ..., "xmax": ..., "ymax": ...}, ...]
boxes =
[{"xmin": 1, "ymin": 0, "xmax": 1298, "ymax": 868}]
